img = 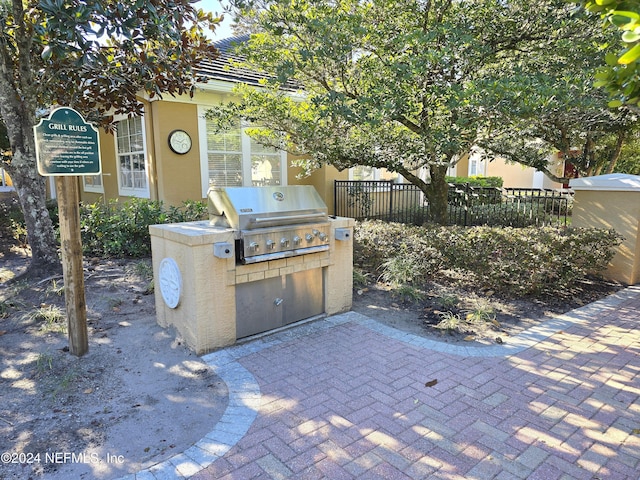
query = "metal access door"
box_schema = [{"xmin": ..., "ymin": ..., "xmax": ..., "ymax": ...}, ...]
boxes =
[{"xmin": 235, "ymin": 268, "xmax": 324, "ymax": 339}]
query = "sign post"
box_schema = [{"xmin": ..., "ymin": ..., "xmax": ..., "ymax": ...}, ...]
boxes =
[{"xmin": 34, "ymin": 107, "xmax": 101, "ymax": 357}]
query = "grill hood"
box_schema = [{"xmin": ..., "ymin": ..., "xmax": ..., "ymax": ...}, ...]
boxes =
[{"xmin": 207, "ymin": 186, "xmax": 328, "ymax": 230}]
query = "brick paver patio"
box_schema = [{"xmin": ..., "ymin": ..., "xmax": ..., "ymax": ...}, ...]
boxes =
[{"xmin": 133, "ymin": 286, "xmax": 640, "ymax": 479}]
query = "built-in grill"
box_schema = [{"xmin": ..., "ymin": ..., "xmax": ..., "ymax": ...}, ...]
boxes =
[
  {"xmin": 151, "ymin": 185, "xmax": 353, "ymax": 351},
  {"xmin": 207, "ymin": 185, "xmax": 331, "ymax": 264}
]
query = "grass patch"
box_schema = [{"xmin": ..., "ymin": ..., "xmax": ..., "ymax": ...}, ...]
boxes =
[{"xmin": 31, "ymin": 305, "xmax": 67, "ymax": 333}]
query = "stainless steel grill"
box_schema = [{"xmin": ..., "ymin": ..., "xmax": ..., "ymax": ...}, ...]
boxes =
[{"xmin": 207, "ymin": 185, "xmax": 330, "ymax": 264}]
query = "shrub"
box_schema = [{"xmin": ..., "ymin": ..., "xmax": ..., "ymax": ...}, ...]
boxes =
[
  {"xmin": 2, "ymin": 197, "xmax": 207, "ymax": 258},
  {"xmin": 0, "ymin": 195, "xmax": 28, "ymax": 246},
  {"xmin": 79, "ymin": 198, "xmax": 207, "ymax": 257},
  {"xmin": 446, "ymin": 176, "xmax": 504, "ymax": 188},
  {"xmin": 445, "ymin": 226, "xmax": 623, "ymax": 295},
  {"xmin": 354, "ymin": 220, "xmax": 623, "ymax": 297},
  {"xmin": 354, "ymin": 221, "xmax": 445, "ymax": 277}
]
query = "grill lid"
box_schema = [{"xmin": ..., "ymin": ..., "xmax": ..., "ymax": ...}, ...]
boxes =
[{"xmin": 207, "ymin": 186, "xmax": 328, "ymax": 230}]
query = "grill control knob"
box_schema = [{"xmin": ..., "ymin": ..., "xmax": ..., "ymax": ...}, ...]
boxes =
[
  {"xmin": 318, "ymin": 232, "xmax": 328, "ymax": 242},
  {"xmin": 280, "ymin": 237, "xmax": 290, "ymax": 248},
  {"xmin": 249, "ymin": 241, "xmax": 260, "ymax": 253},
  {"xmin": 293, "ymin": 235, "xmax": 302, "ymax": 246},
  {"xmin": 305, "ymin": 233, "xmax": 314, "ymax": 243},
  {"xmin": 266, "ymin": 239, "xmax": 276, "ymax": 250},
  {"xmin": 312, "ymin": 229, "xmax": 320, "ymax": 236}
]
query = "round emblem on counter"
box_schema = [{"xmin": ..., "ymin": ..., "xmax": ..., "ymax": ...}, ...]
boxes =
[
  {"xmin": 168, "ymin": 129, "xmax": 192, "ymax": 154},
  {"xmin": 158, "ymin": 257, "xmax": 182, "ymax": 309},
  {"xmin": 273, "ymin": 191, "xmax": 285, "ymax": 201}
]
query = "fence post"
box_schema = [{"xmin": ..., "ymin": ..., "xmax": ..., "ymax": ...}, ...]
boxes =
[
  {"xmin": 389, "ymin": 181, "xmax": 394, "ymax": 222},
  {"xmin": 464, "ymin": 183, "xmax": 470, "ymax": 227}
]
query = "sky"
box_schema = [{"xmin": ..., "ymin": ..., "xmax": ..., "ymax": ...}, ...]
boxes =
[{"xmin": 196, "ymin": 0, "xmax": 234, "ymax": 39}]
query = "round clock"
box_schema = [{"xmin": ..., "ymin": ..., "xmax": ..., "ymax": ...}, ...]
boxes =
[
  {"xmin": 168, "ymin": 129, "xmax": 192, "ymax": 154},
  {"xmin": 158, "ymin": 257, "xmax": 182, "ymax": 309}
]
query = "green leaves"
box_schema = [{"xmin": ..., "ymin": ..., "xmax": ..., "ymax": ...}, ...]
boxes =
[
  {"xmin": 16, "ymin": 0, "xmax": 221, "ymax": 128},
  {"xmin": 619, "ymin": 43, "xmax": 640, "ymax": 63},
  {"xmin": 585, "ymin": 0, "xmax": 640, "ymax": 107}
]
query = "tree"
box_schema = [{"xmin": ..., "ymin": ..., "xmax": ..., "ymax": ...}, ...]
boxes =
[
  {"xmin": 206, "ymin": 0, "xmax": 602, "ymax": 224},
  {"xmin": 0, "ymin": 0, "xmax": 219, "ymax": 277},
  {"xmin": 580, "ymin": 0, "xmax": 640, "ymax": 108},
  {"xmin": 475, "ymin": 31, "xmax": 639, "ymax": 182}
]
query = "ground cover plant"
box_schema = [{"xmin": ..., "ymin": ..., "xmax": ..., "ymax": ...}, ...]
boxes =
[{"xmin": 353, "ymin": 220, "xmax": 623, "ymax": 341}]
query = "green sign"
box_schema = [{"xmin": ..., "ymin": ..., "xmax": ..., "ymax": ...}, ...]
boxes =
[{"xmin": 34, "ymin": 107, "xmax": 101, "ymax": 176}]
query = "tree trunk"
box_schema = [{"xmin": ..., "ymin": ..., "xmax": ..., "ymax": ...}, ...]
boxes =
[
  {"xmin": 605, "ymin": 130, "xmax": 625, "ymax": 174},
  {"xmin": 427, "ymin": 164, "xmax": 450, "ymax": 225},
  {"xmin": 0, "ymin": 0, "xmax": 59, "ymax": 278},
  {"xmin": 6, "ymin": 153, "xmax": 60, "ymax": 277},
  {"xmin": 397, "ymin": 164, "xmax": 450, "ymax": 225}
]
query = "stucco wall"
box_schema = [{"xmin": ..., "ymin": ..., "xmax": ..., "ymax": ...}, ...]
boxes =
[
  {"xmin": 486, "ymin": 158, "xmax": 534, "ymax": 188},
  {"xmin": 572, "ymin": 190, "xmax": 640, "ymax": 285},
  {"xmin": 150, "ymin": 101, "xmax": 202, "ymax": 206},
  {"xmin": 288, "ymin": 163, "xmax": 348, "ymax": 215}
]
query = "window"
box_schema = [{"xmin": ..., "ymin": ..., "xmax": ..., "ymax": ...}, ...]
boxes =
[
  {"xmin": 115, "ymin": 116, "xmax": 149, "ymax": 197},
  {"xmin": 468, "ymin": 149, "xmax": 486, "ymax": 177},
  {"xmin": 349, "ymin": 166, "xmax": 378, "ymax": 181},
  {"xmin": 348, "ymin": 166, "xmax": 399, "ymax": 182},
  {"xmin": 250, "ymin": 137, "xmax": 282, "ymax": 186},
  {"xmin": 83, "ymin": 174, "xmax": 103, "ymax": 193},
  {"xmin": 469, "ymin": 157, "xmax": 487, "ymax": 176},
  {"xmin": 198, "ymin": 108, "xmax": 286, "ymax": 195},
  {"xmin": 206, "ymin": 120, "xmax": 243, "ymax": 187}
]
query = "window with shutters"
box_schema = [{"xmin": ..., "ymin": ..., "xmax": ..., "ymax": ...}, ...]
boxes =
[
  {"xmin": 198, "ymin": 107, "xmax": 286, "ymax": 195},
  {"xmin": 206, "ymin": 120, "xmax": 243, "ymax": 187}
]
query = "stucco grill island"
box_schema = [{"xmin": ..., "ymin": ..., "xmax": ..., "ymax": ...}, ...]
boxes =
[{"xmin": 150, "ymin": 185, "xmax": 354, "ymax": 354}]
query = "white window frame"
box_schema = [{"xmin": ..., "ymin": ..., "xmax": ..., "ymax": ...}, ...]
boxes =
[
  {"xmin": 82, "ymin": 174, "xmax": 104, "ymax": 194},
  {"xmin": 197, "ymin": 106, "xmax": 287, "ymax": 196},
  {"xmin": 348, "ymin": 166, "xmax": 381, "ymax": 181},
  {"xmin": 114, "ymin": 114, "xmax": 150, "ymax": 198},
  {"xmin": 467, "ymin": 148, "xmax": 487, "ymax": 177}
]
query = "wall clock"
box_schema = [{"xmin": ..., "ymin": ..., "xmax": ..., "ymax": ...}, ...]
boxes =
[{"xmin": 168, "ymin": 129, "xmax": 192, "ymax": 154}]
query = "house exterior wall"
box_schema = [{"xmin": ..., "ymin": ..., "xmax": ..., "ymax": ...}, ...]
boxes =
[
  {"xmin": 77, "ymin": 92, "xmax": 324, "ymax": 208},
  {"xmin": 288, "ymin": 162, "xmax": 348, "ymax": 215},
  {"xmin": 75, "ymin": 86, "xmax": 567, "ymax": 212},
  {"xmin": 150, "ymin": 101, "xmax": 201, "ymax": 206},
  {"xmin": 455, "ymin": 153, "xmax": 564, "ymax": 190},
  {"xmin": 486, "ymin": 158, "xmax": 534, "ymax": 187}
]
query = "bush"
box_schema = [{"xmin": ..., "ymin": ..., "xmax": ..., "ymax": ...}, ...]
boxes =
[
  {"xmin": 0, "ymin": 195, "xmax": 27, "ymax": 246},
  {"xmin": 4, "ymin": 197, "xmax": 208, "ymax": 258},
  {"xmin": 354, "ymin": 220, "xmax": 623, "ymax": 297},
  {"xmin": 446, "ymin": 176, "xmax": 504, "ymax": 188},
  {"xmin": 79, "ymin": 198, "xmax": 207, "ymax": 257}
]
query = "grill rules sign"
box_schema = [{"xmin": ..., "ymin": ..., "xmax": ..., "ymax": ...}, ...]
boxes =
[{"xmin": 34, "ymin": 107, "xmax": 101, "ymax": 176}]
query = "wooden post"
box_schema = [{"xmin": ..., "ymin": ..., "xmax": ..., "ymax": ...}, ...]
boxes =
[{"xmin": 55, "ymin": 175, "xmax": 89, "ymax": 356}]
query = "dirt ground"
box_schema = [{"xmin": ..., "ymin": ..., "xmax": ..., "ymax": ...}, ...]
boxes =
[
  {"xmin": 352, "ymin": 277, "xmax": 623, "ymax": 345},
  {"xmin": 0, "ymin": 243, "xmax": 622, "ymax": 479},
  {"xmin": 0, "ymin": 248, "xmax": 228, "ymax": 480}
]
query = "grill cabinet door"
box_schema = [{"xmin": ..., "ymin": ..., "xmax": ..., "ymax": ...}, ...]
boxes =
[
  {"xmin": 235, "ymin": 268, "xmax": 325, "ymax": 339},
  {"xmin": 235, "ymin": 276, "xmax": 284, "ymax": 338},
  {"xmin": 283, "ymin": 269, "xmax": 324, "ymax": 326}
]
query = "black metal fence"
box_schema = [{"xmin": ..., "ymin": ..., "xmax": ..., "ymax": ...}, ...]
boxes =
[{"xmin": 334, "ymin": 180, "xmax": 573, "ymax": 227}]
